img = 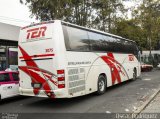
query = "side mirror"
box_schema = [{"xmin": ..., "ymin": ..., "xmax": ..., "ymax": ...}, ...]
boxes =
[{"xmin": 138, "ymin": 47, "xmax": 142, "ymax": 54}]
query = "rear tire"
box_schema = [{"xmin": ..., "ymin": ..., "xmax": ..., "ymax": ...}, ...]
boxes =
[
  {"xmin": 133, "ymin": 68, "xmax": 137, "ymax": 80},
  {"xmin": 96, "ymin": 75, "xmax": 106, "ymax": 95}
]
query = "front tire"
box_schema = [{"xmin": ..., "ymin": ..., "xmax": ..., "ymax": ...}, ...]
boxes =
[
  {"xmin": 133, "ymin": 68, "xmax": 137, "ymax": 80},
  {"xmin": 96, "ymin": 75, "xmax": 106, "ymax": 95}
]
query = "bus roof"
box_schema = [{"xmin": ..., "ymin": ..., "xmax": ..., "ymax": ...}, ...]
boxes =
[
  {"xmin": 21, "ymin": 20, "xmax": 135, "ymax": 43},
  {"xmin": 21, "ymin": 21, "xmax": 55, "ymax": 30},
  {"xmin": 62, "ymin": 21, "xmax": 135, "ymax": 43}
]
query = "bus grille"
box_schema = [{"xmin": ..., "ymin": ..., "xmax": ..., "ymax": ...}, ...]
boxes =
[
  {"xmin": 68, "ymin": 68, "xmax": 79, "ymax": 75},
  {"xmin": 69, "ymin": 80, "xmax": 85, "ymax": 88},
  {"xmin": 68, "ymin": 68, "xmax": 85, "ymax": 94},
  {"xmin": 69, "ymin": 86, "xmax": 85, "ymax": 94}
]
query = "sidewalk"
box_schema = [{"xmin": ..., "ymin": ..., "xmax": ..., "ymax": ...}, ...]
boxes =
[{"xmin": 142, "ymin": 92, "xmax": 160, "ymax": 113}]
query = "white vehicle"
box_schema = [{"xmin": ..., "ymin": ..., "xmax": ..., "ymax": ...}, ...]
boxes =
[
  {"xmin": 18, "ymin": 20, "xmax": 141, "ymax": 98},
  {"xmin": 0, "ymin": 71, "xmax": 19, "ymax": 100}
]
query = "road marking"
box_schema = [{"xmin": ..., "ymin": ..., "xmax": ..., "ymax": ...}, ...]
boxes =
[
  {"xmin": 105, "ymin": 111, "xmax": 111, "ymax": 113},
  {"xmin": 142, "ymin": 78, "xmax": 151, "ymax": 81},
  {"xmin": 125, "ymin": 108, "xmax": 130, "ymax": 112}
]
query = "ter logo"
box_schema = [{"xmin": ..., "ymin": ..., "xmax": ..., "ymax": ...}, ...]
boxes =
[
  {"xmin": 26, "ymin": 26, "xmax": 47, "ymax": 39},
  {"xmin": 129, "ymin": 55, "xmax": 134, "ymax": 61}
]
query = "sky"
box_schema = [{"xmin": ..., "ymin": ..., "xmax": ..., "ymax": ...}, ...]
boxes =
[
  {"xmin": 0, "ymin": 0, "xmax": 135, "ymax": 27},
  {"xmin": 0, "ymin": 0, "xmax": 37, "ymax": 27}
]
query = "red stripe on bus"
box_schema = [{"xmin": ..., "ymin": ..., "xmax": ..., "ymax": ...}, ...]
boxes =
[
  {"xmin": 101, "ymin": 55, "xmax": 122, "ymax": 85},
  {"xmin": 107, "ymin": 52, "xmax": 114, "ymax": 59},
  {"xmin": 19, "ymin": 46, "xmax": 55, "ymax": 98},
  {"xmin": 19, "ymin": 53, "xmax": 55, "ymax": 59}
]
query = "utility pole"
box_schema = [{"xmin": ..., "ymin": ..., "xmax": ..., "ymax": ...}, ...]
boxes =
[
  {"xmin": 149, "ymin": 36, "xmax": 152, "ymax": 55},
  {"xmin": 147, "ymin": 0, "xmax": 153, "ymax": 65},
  {"xmin": 149, "ymin": 1, "xmax": 152, "ymax": 56}
]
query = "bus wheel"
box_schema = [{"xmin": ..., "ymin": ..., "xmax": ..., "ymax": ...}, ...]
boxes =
[
  {"xmin": 96, "ymin": 75, "xmax": 106, "ymax": 95},
  {"xmin": 133, "ymin": 68, "xmax": 137, "ymax": 80}
]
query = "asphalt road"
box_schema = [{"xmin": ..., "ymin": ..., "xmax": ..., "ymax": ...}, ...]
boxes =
[{"xmin": 0, "ymin": 69, "xmax": 160, "ymax": 114}]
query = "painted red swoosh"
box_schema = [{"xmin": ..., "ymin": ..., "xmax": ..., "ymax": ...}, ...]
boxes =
[
  {"xmin": 19, "ymin": 46, "xmax": 56, "ymax": 98},
  {"xmin": 101, "ymin": 53, "xmax": 127, "ymax": 85},
  {"xmin": 19, "ymin": 53, "xmax": 54, "ymax": 59},
  {"xmin": 107, "ymin": 53, "xmax": 126, "ymax": 76},
  {"xmin": 101, "ymin": 56, "xmax": 121, "ymax": 85}
]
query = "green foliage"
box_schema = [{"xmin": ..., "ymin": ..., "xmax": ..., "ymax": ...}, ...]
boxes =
[
  {"xmin": 132, "ymin": 0, "xmax": 160, "ymax": 50},
  {"xmin": 20, "ymin": 0, "xmax": 125, "ymax": 27},
  {"xmin": 92, "ymin": 0, "xmax": 125, "ymax": 32},
  {"xmin": 20, "ymin": 0, "xmax": 73, "ymax": 21},
  {"xmin": 111, "ymin": 19, "xmax": 147, "ymax": 49},
  {"xmin": 20, "ymin": 0, "xmax": 93, "ymax": 26},
  {"xmin": 20, "ymin": 0, "xmax": 160, "ymax": 50},
  {"xmin": 112, "ymin": 0, "xmax": 160, "ymax": 50}
]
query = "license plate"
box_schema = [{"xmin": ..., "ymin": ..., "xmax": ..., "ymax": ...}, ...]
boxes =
[{"xmin": 32, "ymin": 83, "xmax": 42, "ymax": 88}]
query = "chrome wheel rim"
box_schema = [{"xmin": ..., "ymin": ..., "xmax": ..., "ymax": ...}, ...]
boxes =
[{"xmin": 99, "ymin": 80, "xmax": 105, "ymax": 92}]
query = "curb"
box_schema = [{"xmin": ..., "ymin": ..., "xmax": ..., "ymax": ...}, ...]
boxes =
[{"xmin": 132, "ymin": 86, "xmax": 160, "ymax": 118}]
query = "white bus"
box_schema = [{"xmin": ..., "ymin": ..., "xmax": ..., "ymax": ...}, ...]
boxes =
[{"xmin": 18, "ymin": 20, "xmax": 141, "ymax": 98}]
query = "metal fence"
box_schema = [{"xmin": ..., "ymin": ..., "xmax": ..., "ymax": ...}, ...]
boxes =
[{"xmin": 141, "ymin": 54, "xmax": 160, "ymax": 67}]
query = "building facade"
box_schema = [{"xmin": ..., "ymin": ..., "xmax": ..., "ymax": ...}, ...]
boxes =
[
  {"xmin": 0, "ymin": 22, "xmax": 20, "ymax": 70},
  {"xmin": 142, "ymin": 50, "xmax": 160, "ymax": 67}
]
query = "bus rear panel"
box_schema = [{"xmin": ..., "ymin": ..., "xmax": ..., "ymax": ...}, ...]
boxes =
[{"xmin": 19, "ymin": 20, "xmax": 68, "ymax": 98}]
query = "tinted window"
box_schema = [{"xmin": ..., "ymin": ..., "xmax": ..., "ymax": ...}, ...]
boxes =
[
  {"xmin": 0, "ymin": 73, "xmax": 10, "ymax": 82},
  {"xmin": 102, "ymin": 35, "xmax": 112, "ymax": 52},
  {"xmin": 115, "ymin": 38, "xmax": 124, "ymax": 53},
  {"xmin": 62, "ymin": 25, "xmax": 70, "ymax": 50},
  {"xmin": 103, "ymin": 35, "xmax": 118, "ymax": 52},
  {"xmin": 110, "ymin": 37, "xmax": 118, "ymax": 52},
  {"xmin": 88, "ymin": 32, "xmax": 104, "ymax": 51},
  {"xmin": 132, "ymin": 43, "xmax": 139, "ymax": 56},
  {"xmin": 66, "ymin": 26, "xmax": 90, "ymax": 51},
  {"xmin": 62, "ymin": 24, "xmax": 139, "ymax": 54},
  {"xmin": 120, "ymin": 40, "xmax": 138, "ymax": 55},
  {"xmin": 12, "ymin": 73, "xmax": 19, "ymax": 81}
]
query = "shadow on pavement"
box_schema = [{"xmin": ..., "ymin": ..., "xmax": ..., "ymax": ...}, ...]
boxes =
[
  {"xmin": 0, "ymin": 96, "xmax": 31, "ymax": 105},
  {"xmin": 26, "ymin": 79, "xmax": 135, "ymax": 109}
]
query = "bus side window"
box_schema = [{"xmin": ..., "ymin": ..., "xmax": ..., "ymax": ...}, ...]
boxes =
[
  {"xmin": 88, "ymin": 32, "xmax": 104, "ymax": 51},
  {"xmin": 62, "ymin": 25, "xmax": 71, "ymax": 50},
  {"xmin": 65, "ymin": 26, "xmax": 90, "ymax": 51}
]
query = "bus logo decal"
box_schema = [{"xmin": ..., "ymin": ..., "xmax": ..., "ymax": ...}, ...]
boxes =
[
  {"xmin": 26, "ymin": 26, "xmax": 47, "ymax": 39},
  {"xmin": 129, "ymin": 55, "xmax": 134, "ymax": 61}
]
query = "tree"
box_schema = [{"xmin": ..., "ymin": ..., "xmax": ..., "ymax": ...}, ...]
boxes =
[
  {"xmin": 20, "ymin": 0, "xmax": 160, "ymax": 50},
  {"xmin": 92, "ymin": 0, "xmax": 125, "ymax": 32},
  {"xmin": 69, "ymin": 0, "xmax": 92, "ymax": 26},
  {"xmin": 20, "ymin": 0, "xmax": 126, "ymax": 29},
  {"xmin": 112, "ymin": 19, "xmax": 147, "ymax": 49},
  {"xmin": 132, "ymin": 0, "xmax": 160, "ymax": 50},
  {"xmin": 20, "ymin": 0, "xmax": 93, "ymax": 26},
  {"xmin": 20, "ymin": 0, "xmax": 73, "ymax": 21}
]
